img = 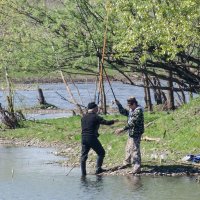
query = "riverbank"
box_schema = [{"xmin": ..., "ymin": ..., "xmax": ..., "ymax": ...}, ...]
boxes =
[
  {"xmin": 0, "ymin": 97, "xmax": 200, "ymax": 176},
  {"xmin": 0, "ymin": 137, "xmax": 199, "ymax": 177}
]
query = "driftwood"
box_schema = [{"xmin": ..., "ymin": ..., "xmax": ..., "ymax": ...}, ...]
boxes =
[
  {"xmin": 60, "ymin": 70, "xmax": 84, "ymax": 116},
  {"xmin": 142, "ymin": 136, "xmax": 161, "ymax": 142},
  {"xmin": 0, "ymin": 104, "xmax": 20, "ymax": 129},
  {"xmin": 38, "ymin": 87, "xmax": 47, "ymax": 105},
  {"xmin": 145, "ymin": 121, "xmax": 155, "ymax": 128},
  {"xmin": 37, "ymin": 88, "xmax": 57, "ymax": 109}
]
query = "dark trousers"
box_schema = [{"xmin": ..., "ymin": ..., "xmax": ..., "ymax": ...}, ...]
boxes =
[{"xmin": 81, "ymin": 135, "xmax": 105, "ymax": 175}]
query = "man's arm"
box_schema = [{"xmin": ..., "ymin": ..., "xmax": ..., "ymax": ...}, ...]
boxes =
[
  {"xmin": 115, "ymin": 100, "xmax": 129, "ymax": 116},
  {"xmin": 98, "ymin": 116, "xmax": 115, "ymax": 125}
]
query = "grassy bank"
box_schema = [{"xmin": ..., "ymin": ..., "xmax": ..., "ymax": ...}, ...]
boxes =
[{"xmin": 0, "ymin": 97, "xmax": 200, "ymax": 168}]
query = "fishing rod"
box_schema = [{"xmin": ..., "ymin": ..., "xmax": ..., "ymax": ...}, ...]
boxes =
[
  {"xmin": 102, "ymin": 63, "xmax": 117, "ymax": 101},
  {"xmin": 97, "ymin": 0, "xmax": 117, "ymax": 106},
  {"xmin": 76, "ymin": 0, "xmax": 117, "ymax": 104}
]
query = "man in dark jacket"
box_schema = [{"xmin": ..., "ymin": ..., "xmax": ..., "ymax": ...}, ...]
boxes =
[
  {"xmin": 81, "ymin": 102, "xmax": 116, "ymax": 176},
  {"xmin": 115, "ymin": 97, "xmax": 144, "ymax": 174}
]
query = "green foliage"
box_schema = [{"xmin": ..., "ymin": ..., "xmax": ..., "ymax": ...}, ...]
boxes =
[
  {"xmin": 112, "ymin": 0, "xmax": 200, "ymax": 61},
  {"xmin": 0, "ymin": 0, "xmax": 103, "ymax": 78},
  {"xmin": 1, "ymin": 0, "xmax": 199, "ymax": 82}
]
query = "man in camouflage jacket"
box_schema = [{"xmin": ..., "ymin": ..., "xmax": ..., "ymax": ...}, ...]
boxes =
[{"xmin": 115, "ymin": 97, "xmax": 144, "ymax": 174}]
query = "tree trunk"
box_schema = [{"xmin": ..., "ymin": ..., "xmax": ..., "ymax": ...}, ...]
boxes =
[
  {"xmin": 144, "ymin": 73, "xmax": 153, "ymax": 111},
  {"xmin": 167, "ymin": 69, "xmax": 175, "ymax": 110},
  {"xmin": 178, "ymin": 85, "xmax": 186, "ymax": 104},
  {"xmin": 142, "ymin": 76, "xmax": 148, "ymax": 108},
  {"xmin": 189, "ymin": 84, "xmax": 193, "ymax": 100},
  {"xmin": 153, "ymin": 77, "xmax": 162, "ymax": 105},
  {"xmin": 5, "ymin": 66, "xmax": 14, "ymax": 113}
]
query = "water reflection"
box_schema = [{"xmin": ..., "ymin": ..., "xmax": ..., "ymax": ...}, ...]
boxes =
[
  {"xmin": 81, "ymin": 175, "xmax": 103, "ymax": 189},
  {"xmin": 78, "ymin": 175, "xmax": 144, "ymax": 200},
  {"xmin": 78, "ymin": 176, "xmax": 104, "ymax": 200},
  {"xmin": 122, "ymin": 175, "xmax": 143, "ymax": 191}
]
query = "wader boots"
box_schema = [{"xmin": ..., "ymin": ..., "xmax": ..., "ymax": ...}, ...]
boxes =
[{"xmin": 81, "ymin": 161, "xmax": 86, "ymax": 176}]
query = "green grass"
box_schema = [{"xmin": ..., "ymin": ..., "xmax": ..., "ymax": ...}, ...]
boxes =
[
  {"xmin": 0, "ymin": 97, "xmax": 200, "ymax": 166},
  {"xmin": 0, "ymin": 116, "xmax": 82, "ymax": 142},
  {"xmin": 143, "ymin": 97, "xmax": 200, "ymax": 161}
]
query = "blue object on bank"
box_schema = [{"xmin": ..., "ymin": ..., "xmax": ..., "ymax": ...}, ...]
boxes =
[
  {"xmin": 182, "ymin": 154, "xmax": 200, "ymax": 163},
  {"xmin": 192, "ymin": 154, "xmax": 200, "ymax": 163}
]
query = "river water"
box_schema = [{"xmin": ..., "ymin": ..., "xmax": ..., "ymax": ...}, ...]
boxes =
[
  {"xmin": 1, "ymin": 81, "xmax": 193, "ymax": 120},
  {"xmin": 0, "ymin": 82, "xmax": 146, "ymax": 108},
  {"xmin": 0, "ymin": 145, "xmax": 199, "ymax": 200},
  {"xmin": 0, "ymin": 82, "xmax": 145, "ymax": 119}
]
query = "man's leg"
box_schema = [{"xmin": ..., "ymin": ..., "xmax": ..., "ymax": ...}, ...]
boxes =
[
  {"xmin": 124, "ymin": 137, "xmax": 134, "ymax": 165},
  {"xmin": 91, "ymin": 138, "xmax": 106, "ymax": 174},
  {"xmin": 132, "ymin": 135, "xmax": 142, "ymax": 173},
  {"xmin": 80, "ymin": 143, "xmax": 90, "ymax": 176}
]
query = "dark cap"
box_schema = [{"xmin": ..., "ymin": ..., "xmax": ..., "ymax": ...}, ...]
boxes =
[
  {"xmin": 127, "ymin": 96, "xmax": 137, "ymax": 105},
  {"xmin": 87, "ymin": 102, "xmax": 98, "ymax": 109}
]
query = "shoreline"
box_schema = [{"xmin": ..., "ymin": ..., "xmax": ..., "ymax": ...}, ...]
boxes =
[
  {"xmin": 0, "ymin": 74, "xmax": 141, "ymax": 88},
  {"xmin": 1, "ymin": 74, "xmax": 131, "ymax": 84},
  {"xmin": 0, "ymin": 78, "xmax": 133, "ymax": 91},
  {"xmin": 0, "ymin": 138, "xmax": 199, "ymax": 177}
]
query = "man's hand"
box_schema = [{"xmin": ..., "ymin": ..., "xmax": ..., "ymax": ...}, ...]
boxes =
[
  {"xmin": 115, "ymin": 128, "xmax": 124, "ymax": 135},
  {"xmin": 115, "ymin": 99, "xmax": 120, "ymax": 105}
]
